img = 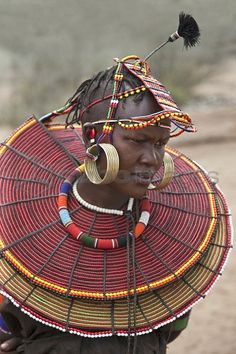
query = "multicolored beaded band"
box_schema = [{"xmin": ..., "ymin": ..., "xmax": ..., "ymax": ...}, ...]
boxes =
[
  {"xmin": 78, "ymin": 86, "xmax": 147, "ymax": 122},
  {"xmin": 83, "ymin": 110, "xmax": 193, "ymax": 138},
  {"xmin": 58, "ymin": 166, "xmax": 151, "ymax": 249},
  {"xmin": 117, "ymin": 110, "xmax": 191, "ymax": 129},
  {"xmin": 101, "ymin": 62, "xmax": 124, "ymax": 138}
]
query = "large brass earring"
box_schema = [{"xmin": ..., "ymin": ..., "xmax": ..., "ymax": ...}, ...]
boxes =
[
  {"xmin": 85, "ymin": 143, "xmax": 119, "ymax": 185},
  {"xmin": 148, "ymin": 152, "xmax": 174, "ymax": 190}
]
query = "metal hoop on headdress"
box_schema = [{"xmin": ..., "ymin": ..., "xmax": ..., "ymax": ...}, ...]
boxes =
[
  {"xmin": 148, "ymin": 152, "xmax": 174, "ymax": 190},
  {"xmin": 85, "ymin": 143, "xmax": 119, "ymax": 185}
]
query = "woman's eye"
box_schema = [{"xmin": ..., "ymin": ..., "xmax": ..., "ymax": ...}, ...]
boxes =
[
  {"xmin": 129, "ymin": 138, "xmax": 168, "ymax": 147},
  {"xmin": 130, "ymin": 139, "xmax": 145, "ymax": 144},
  {"xmin": 155, "ymin": 141, "xmax": 166, "ymax": 148}
]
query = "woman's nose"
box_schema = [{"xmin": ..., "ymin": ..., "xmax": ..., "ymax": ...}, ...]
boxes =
[{"xmin": 140, "ymin": 145, "xmax": 164, "ymax": 169}]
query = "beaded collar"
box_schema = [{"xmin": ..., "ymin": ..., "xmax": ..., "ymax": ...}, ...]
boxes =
[{"xmin": 58, "ymin": 168, "xmax": 151, "ymax": 249}]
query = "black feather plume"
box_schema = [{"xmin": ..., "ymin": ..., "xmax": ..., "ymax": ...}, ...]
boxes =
[
  {"xmin": 144, "ymin": 12, "xmax": 200, "ymax": 60},
  {"xmin": 176, "ymin": 12, "xmax": 200, "ymax": 48}
]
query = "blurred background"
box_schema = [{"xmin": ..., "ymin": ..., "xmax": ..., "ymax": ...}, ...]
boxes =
[{"xmin": 0, "ymin": 1, "xmax": 235, "ymax": 353}]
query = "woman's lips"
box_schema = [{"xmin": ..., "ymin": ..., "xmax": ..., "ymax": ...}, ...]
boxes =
[
  {"xmin": 117, "ymin": 171, "xmax": 155, "ymax": 186},
  {"xmin": 131, "ymin": 172, "xmax": 153, "ymax": 186}
]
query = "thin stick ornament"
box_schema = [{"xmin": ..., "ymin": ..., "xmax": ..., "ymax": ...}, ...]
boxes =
[{"xmin": 145, "ymin": 12, "xmax": 200, "ymax": 61}]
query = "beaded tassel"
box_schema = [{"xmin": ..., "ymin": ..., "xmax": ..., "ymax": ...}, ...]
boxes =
[{"xmin": 101, "ymin": 62, "xmax": 124, "ymax": 137}]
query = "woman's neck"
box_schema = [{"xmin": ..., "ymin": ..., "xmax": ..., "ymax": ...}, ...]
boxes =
[{"xmin": 76, "ymin": 174, "xmax": 129, "ymax": 210}]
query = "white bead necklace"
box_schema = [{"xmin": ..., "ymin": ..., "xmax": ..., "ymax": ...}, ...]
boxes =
[{"xmin": 72, "ymin": 179, "xmax": 134, "ymax": 215}]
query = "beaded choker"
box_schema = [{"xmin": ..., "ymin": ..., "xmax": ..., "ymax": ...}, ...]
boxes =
[
  {"xmin": 58, "ymin": 167, "xmax": 151, "ymax": 249},
  {"xmin": 72, "ymin": 178, "xmax": 132, "ymax": 215}
]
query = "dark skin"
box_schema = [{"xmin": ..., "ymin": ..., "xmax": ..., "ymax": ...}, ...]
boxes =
[
  {"xmin": 79, "ymin": 124, "xmax": 170, "ymax": 209},
  {"xmin": 0, "ymin": 333, "xmax": 21, "ymax": 353},
  {"xmin": 78, "ymin": 92, "xmax": 170, "ymax": 209}
]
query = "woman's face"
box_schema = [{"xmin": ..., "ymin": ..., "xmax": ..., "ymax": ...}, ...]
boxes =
[
  {"xmin": 108, "ymin": 123, "xmax": 170, "ymax": 199},
  {"xmin": 95, "ymin": 92, "xmax": 170, "ymax": 199}
]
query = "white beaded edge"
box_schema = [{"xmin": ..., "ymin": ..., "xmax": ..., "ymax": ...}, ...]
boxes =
[
  {"xmin": 0, "ymin": 259, "xmax": 232, "ymax": 340},
  {"xmin": 72, "ymin": 179, "xmax": 125, "ymax": 215}
]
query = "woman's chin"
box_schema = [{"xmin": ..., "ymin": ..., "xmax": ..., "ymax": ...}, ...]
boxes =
[
  {"xmin": 109, "ymin": 179, "xmax": 150, "ymax": 200},
  {"xmin": 125, "ymin": 184, "xmax": 149, "ymax": 199}
]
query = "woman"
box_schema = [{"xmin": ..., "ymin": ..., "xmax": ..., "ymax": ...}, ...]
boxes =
[{"xmin": 0, "ymin": 49, "xmax": 232, "ymax": 354}]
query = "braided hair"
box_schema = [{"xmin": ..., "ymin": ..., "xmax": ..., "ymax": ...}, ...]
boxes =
[{"xmin": 65, "ymin": 65, "xmax": 146, "ymax": 127}]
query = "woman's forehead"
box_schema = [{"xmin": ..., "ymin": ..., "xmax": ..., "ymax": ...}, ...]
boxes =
[
  {"xmin": 115, "ymin": 91, "xmax": 161, "ymax": 120},
  {"xmin": 82, "ymin": 90, "xmax": 161, "ymax": 125}
]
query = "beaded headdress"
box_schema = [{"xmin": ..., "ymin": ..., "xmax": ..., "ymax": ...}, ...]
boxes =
[
  {"xmin": 40, "ymin": 12, "xmax": 200, "ymax": 140},
  {"xmin": 80, "ymin": 54, "xmax": 195, "ymax": 140}
]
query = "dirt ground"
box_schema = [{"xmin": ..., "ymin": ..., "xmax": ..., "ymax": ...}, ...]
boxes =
[{"xmin": 0, "ymin": 58, "xmax": 235, "ymax": 354}]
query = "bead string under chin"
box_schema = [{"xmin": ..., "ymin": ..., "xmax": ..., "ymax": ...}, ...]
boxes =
[
  {"xmin": 57, "ymin": 166, "xmax": 151, "ymax": 249},
  {"xmin": 72, "ymin": 179, "xmax": 133, "ymax": 215}
]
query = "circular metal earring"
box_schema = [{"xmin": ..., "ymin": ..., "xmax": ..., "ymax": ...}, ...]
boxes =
[
  {"xmin": 148, "ymin": 152, "xmax": 174, "ymax": 190},
  {"xmin": 85, "ymin": 143, "xmax": 120, "ymax": 185}
]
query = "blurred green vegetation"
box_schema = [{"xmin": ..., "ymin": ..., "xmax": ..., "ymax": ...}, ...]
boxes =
[{"xmin": 0, "ymin": 0, "xmax": 235, "ymax": 126}]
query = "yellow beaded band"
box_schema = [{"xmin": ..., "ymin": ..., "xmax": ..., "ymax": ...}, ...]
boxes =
[
  {"xmin": 117, "ymin": 111, "xmax": 191, "ymax": 130},
  {"xmin": 117, "ymin": 86, "xmax": 146, "ymax": 100},
  {"xmin": 101, "ymin": 86, "xmax": 147, "ymax": 135}
]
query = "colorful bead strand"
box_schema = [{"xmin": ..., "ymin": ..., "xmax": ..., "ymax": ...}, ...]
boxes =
[
  {"xmin": 134, "ymin": 197, "xmax": 151, "ymax": 238},
  {"xmin": 58, "ymin": 169, "xmax": 151, "ymax": 249}
]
